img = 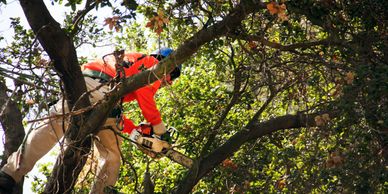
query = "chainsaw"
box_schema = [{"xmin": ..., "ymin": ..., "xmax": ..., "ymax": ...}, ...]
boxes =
[{"xmin": 123, "ymin": 124, "xmax": 193, "ymax": 169}]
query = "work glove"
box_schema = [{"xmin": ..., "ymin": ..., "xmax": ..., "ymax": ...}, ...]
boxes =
[{"xmin": 152, "ymin": 122, "xmax": 167, "ymax": 136}]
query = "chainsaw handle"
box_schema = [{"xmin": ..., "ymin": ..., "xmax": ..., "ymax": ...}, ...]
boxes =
[{"xmin": 167, "ymin": 127, "xmax": 179, "ymax": 143}]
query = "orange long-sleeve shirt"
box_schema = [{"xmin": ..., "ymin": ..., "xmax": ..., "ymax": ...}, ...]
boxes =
[{"xmin": 82, "ymin": 52, "xmax": 162, "ymax": 133}]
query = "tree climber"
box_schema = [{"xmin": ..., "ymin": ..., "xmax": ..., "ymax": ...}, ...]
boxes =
[{"xmin": 0, "ymin": 48, "xmax": 181, "ymax": 194}]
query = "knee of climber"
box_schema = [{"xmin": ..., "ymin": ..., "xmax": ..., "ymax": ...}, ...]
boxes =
[
  {"xmin": 97, "ymin": 149, "xmax": 121, "ymax": 168},
  {"xmin": 106, "ymin": 152, "xmax": 121, "ymax": 166}
]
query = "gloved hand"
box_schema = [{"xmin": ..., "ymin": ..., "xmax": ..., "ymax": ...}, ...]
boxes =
[{"xmin": 152, "ymin": 122, "xmax": 167, "ymax": 136}]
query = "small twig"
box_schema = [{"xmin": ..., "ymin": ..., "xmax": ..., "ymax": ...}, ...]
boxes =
[
  {"xmin": 103, "ymin": 127, "xmax": 142, "ymax": 194},
  {"xmin": 0, "ymin": 85, "xmax": 18, "ymax": 117},
  {"xmin": 0, "ymin": 71, "xmax": 58, "ymax": 93},
  {"xmin": 26, "ymin": 101, "xmax": 101, "ymax": 124}
]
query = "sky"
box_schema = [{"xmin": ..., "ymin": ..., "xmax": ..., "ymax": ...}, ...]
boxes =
[
  {"xmin": 0, "ymin": 1, "xmax": 117, "ymax": 193},
  {"xmin": 0, "ymin": 0, "xmax": 120, "ymax": 58}
]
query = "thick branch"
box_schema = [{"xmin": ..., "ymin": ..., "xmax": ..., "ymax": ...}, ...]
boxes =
[
  {"xmin": 175, "ymin": 112, "xmax": 318, "ymax": 193},
  {"xmin": 70, "ymin": 0, "xmax": 98, "ymax": 36},
  {"xmin": 19, "ymin": 0, "xmax": 89, "ymax": 110},
  {"xmin": 0, "ymin": 82, "xmax": 25, "ymax": 167},
  {"xmin": 0, "ymin": 81, "xmax": 25, "ymax": 193}
]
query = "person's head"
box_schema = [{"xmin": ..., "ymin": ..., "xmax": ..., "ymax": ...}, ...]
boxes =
[{"xmin": 151, "ymin": 47, "xmax": 181, "ymax": 85}]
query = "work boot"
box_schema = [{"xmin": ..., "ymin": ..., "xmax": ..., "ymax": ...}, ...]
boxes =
[{"xmin": 0, "ymin": 170, "xmax": 15, "ymax": 194}]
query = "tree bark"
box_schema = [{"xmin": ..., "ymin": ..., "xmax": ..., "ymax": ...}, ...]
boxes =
[{"xmin": 0, "ymin": 81, "xmax": 25, "ymax": 194}]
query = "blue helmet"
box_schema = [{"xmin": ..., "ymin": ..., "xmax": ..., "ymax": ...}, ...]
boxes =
[
  {"xmin": 151, "ymin": 47, "xmax": 174, "ymax": 58},
  {"xmin": 151, "ymin": 47, "xmax": 181, "ymax": 81}
]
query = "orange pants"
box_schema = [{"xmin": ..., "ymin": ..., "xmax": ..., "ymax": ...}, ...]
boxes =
[{"xmin": 1, "ymin": 77, "xmax": 122, "ymax": 194}]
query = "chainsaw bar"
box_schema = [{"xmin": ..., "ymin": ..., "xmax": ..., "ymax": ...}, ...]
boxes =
[
  {"xmin": 162, "ymin": 148, "xmax": 193, "ymax": 168},
  {"xmin": 135, "ymin": 143, "xmax": 193, "ymax": 169},
  {"xmin": 112, "ymin": 128, "xmax": 193, "ymax": 168}
]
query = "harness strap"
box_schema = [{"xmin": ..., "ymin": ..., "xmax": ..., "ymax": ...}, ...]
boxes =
[{"xmin": 82, "ymin": 69, "xmax": 112, "ymax": 82}]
